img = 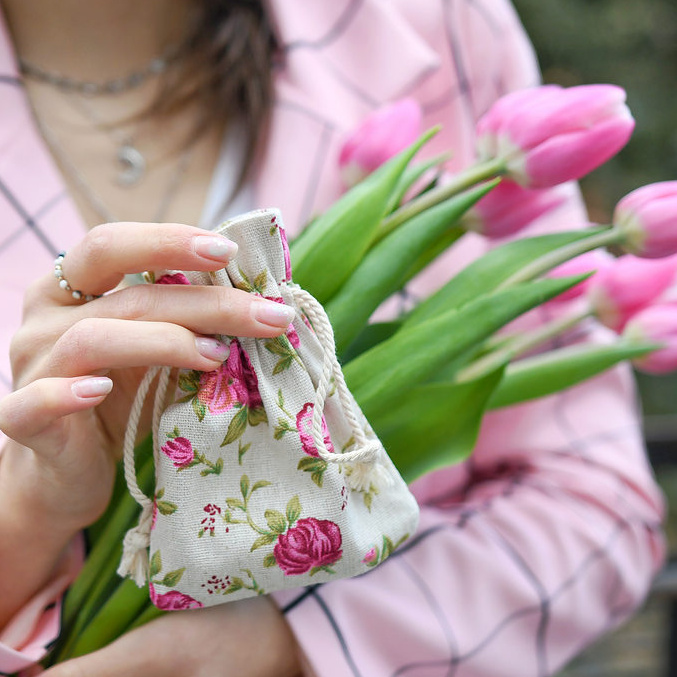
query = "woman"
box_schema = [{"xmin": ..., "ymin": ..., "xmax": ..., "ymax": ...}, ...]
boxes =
[{"xmin": 0, "ymin": 1, "xmax": 665, "ymax": 675}]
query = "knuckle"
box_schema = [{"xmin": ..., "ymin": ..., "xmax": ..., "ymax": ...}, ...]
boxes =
[
  {"xmin": 81, "ymin": 223, "xmax": 116, "ymax": 265},
  {"xmin": 109, "ymin": 285, "xmax": 159, "ymax": 321},
  {"xmin": 54, "ymin": 317, "xmax": 102, "ymax": 362}
]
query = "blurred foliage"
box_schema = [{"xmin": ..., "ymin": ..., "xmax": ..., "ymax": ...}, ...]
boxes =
[
  {"xmin": 513, "ymin": 0, "xmax": 677, "ymax": 222},
  {"xmin": 513, "ymin": 0, "xmax": 677, "ymax": 418}
]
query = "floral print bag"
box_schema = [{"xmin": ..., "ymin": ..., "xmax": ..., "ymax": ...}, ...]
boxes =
[{"xmin": 118, "ymin": 208, "xmax": 420, "ymax": 609}]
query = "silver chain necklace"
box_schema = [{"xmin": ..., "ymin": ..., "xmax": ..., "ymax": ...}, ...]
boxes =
[
  {"xmin": 33, "ymin": 110, "xmax": 196, "ymax": 225},
  {"xmin": 18, "ymin": 45, "xmax": 180, "ymax": 96}
]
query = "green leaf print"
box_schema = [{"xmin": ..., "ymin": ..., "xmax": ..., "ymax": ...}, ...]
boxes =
[
  {"xmin": 221, "ymin": 406, "xmax": 248, "ymax": 446},
  {"xmin": 264, "ymin": 509, "xmax": 287, "ymax": 534},
  {"xmin": 149, "ymin": 551, "xmax": 162, "ymax": 579},
  {"xmin": 250, "ymin": 533, "xmax": 277, "ymax": 552},
  {"xmin": 286, "ymin": 495, "xmax": 302, "ymax": 526},
  {"xmin": 159, "ymin": 568, "xmax": 185, "ymax": 587}
]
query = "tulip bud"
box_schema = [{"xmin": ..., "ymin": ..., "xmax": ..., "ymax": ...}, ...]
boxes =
[
  {"xmin": 586, "ymin": 253, "xmax": 677, "ymax": 331},
  {"xmin": 464, "ymin": 180, "xmax": 566, "ymax": 239},
  {"xmin": 547, "ymin": 249, "xmax": 615, "ymax": 303},
  {"xmin": 339, "ymin": 99, "xmax": 423, "ymax": 187},
  {"xmin": 624, "ymin": 305, "xmax": 677, "ymax": 374},
  {"xmin": 613, "ymin": 181, "xmax": 677, "ymax": 258},
  {"xmin": 476, "ymin": 84, "xmax": 635, "ymax": 188}
]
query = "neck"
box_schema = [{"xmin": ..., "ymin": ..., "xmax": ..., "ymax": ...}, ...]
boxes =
[{"xmin": 1, "ymin": 0, "xmax": 195, "ymax": 81}]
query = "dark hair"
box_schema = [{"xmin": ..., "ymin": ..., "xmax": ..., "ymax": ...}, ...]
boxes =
[{"xmin": 154, "ymin": 0, "xmax": 279, "ymax": 194}]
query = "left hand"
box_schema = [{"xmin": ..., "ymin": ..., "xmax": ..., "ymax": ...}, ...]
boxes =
[{"xmin": 40, "ymin": 596, "xmax": 303, "ymax": 677}]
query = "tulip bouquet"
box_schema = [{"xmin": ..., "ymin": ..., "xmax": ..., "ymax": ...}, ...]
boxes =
[{"xmin": 44, "ymin": 83, "xmax": 677, "ymax": 667}]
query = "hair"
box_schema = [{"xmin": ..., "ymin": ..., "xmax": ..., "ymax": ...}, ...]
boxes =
[{"xmin": 153, "ymin": 0, "xmax": 279, "ymax": 193}]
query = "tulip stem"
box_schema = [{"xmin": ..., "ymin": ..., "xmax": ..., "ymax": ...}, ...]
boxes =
[
  {"xmin": 498, "ymin": 226, "xmax": 624, "ymax": 288},
  {"xmin": 375, "ymin": 157, "xmax": 507, "ymax": 243},
  {"xmin": 455, "ymin": 308, "xmax": 593, "ymax": 383}
]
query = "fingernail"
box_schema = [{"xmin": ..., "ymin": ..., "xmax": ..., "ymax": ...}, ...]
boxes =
[
  {"xmin": 193, "ymin": 235, "xmax": 239, "ymax": 262},
  {"xmin": 195, "ymin": 337, "xmax": 230, "ymax": 362},
  {"xmin": 252, "ymin": 300, "xmax": 296, "ymax": 328},
  {"xmin": 72, "ymin": 377, "xmax": 113, "ymax": 399}
]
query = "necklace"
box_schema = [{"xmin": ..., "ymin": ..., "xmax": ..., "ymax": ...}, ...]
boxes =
[
  {"xmin": 33, "ymin": 111, "xmax": 195, "ymax": 225},
  {"xmin": 18, "ymin": 45, "xmax": 181, "ymax": 96},
  {"xmin": 65, "ymin": 94, "xmax": 148, "ymax": 187}
]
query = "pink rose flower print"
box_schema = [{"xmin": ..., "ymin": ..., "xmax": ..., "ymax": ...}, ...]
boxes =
[
  {"xmin": 266, "ymin": 297, "xmax": 300, "ymax": 349},
  {"xmin": 149, "ymin": 583, "xmax": 203, "ymax": 610},
  {"xmin": 277, "ymin": 220, "xmax": 293, "ymax": 282},
  {"xmin": 156, "ymin": 272, "xmax": 191, "ymax": 285},
  {"xmin": 161, "ymin": 437, "xmax": 194, "ymax": 469},
  {"xmin": 226, "ymin": 339, "xmax": 263, "ymax": 409},
  {"xmin": 296, "ymin": 403, "xmax": 334, "ymax": 457},
  {"xmin": 274, "ymin": 518, "xmax": 343, "ymax": 576},
  {"xmin": 362, "ymin": 547, "xmax": 377, "ymax": 564}
]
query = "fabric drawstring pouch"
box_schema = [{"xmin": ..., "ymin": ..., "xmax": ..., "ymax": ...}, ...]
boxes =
[{"xmin": 118, "ymin": 208, "xmax": 420, "ymax": 609}]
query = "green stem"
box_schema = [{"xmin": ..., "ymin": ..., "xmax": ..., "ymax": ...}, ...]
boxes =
[
  {"xmin": 498, "ymin": 226, "xmax": 623, "ymax": 289},
  {"xmin": 375, "ymin": 157, "xmax": 506, "ymax": 243},
  {"xmin": 455, "ymin": 308, "xmax": 593, "ymax": 383}
]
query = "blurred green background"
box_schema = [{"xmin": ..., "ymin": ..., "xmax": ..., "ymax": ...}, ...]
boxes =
[{"xmin": 511, "ymin": 1, "xmax": 677, "ymax": 674}]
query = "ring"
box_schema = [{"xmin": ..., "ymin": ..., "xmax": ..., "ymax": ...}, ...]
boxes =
[{"xmin": 53, "ymin": 252, "xmax": 101, "ymax": 302}]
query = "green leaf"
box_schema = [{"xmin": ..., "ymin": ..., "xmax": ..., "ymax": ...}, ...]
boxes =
[
  {"xmin": 487, "ymin": 341, "xmax": 658, "ymax": 409},
  {"xmin": 404, "ymin": 229, "xmax": 605, "ymax": 328},
  {"xmin": 327, "ymin": 181, "xmax": 496, "ymax": 354},
  {"xmin": 178, "ymin": 372, "xmax": 198, "ymax": 394},
  {"xmin": 387, "ymin": 153, "xmax": 450, "ymax": 213},
  {"xmin": 214, "ymin": 457, "xmax": 224, "ymax": 475},
  {"xmin": 221, "ymin": 406, "xmax": 248, "ymax": 447},
  {"xmin": 240, "ymin": 474, "xmax": 250, "ymax": 499},
  {"xmin": 156, "ymin": 488, "xmax": 165, "ymax": 500},
  {"xmin": 297, "ymin": 456, "xmax": 327, "ymax": 472},
  {"xmin": 248, "ymin": 406, "xmax": 268, "ymax": 426},
  {"xmin": 263, "ymin": 553, "xmax": 277, "ymax": 568},
  {"xmin": 149, "ymin": 551, "xmax": 162, "ymax": 579},
  {"xmin": 311, "ymin": 470, "xmax": 324, "ymax": 488},
  {"xmin": 277, "ymin": 389, "xmax": 285, "ymax": 409},
  {"xmin": 290, "ymin": 128, "xmax": 440, "ymax": 303},
  {"xmin": 339, "ymin": 321, "xmax": 402, "ymax": 363},
  {"xmin": 251, "ymin": 479, "xmax": 272, "ymax": 493},
  {"xmin": 265, "ymin": 509, "xmax": 288, "ymax": 534},
  {"xmin": 272, "ymin": 356, "xmax": 294, "ymax": 375},
  {"xmin": 250, "ymin": 533, "xmax": 277, "ymax": 551},
  {"xmin": 265, "ymin": 336, "xmax": 292, "ymax": 356},
  {"xmin": 274, "ymin": 424, "xmax": 289, "ymax": 440},
  {"xmin": 159, "ymin": 568, "xmax": 185, "ymax": 587},
  {"xmin": 192, "ymin": 397, "xmax": 206, "ymax": 423},
  {"xmin": 345, "ymin": 276, "xmax": 584, "ymax": 421},
  {"xmin": 286, "ymin": 495, "xmax": 302, "ymax": 525},
  {"xmin": 373, "ymin": 367, "xmax": 505, "ymax": 483},
  {"xmin": 225, "ymin": 577, "xmax": 245, "ymax": 593},
  {"xmin": 156, "ymin": 500, "xmax": 178, "ymax": 516},
  {"xmin": 238, "ymin": 442, "xmax": 251, "ymax": 465},
  {"xmin": 226, "ymin": 497, "xmax": 245, "ymax": 511}
]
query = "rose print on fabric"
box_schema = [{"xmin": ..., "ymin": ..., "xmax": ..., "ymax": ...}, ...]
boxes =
[
  {"xmin": 177, "ymin": 339, "xmax": 267, "ymax": 446},
  {"xmin": 296, "ymin": 402, "xmax": 334, "ymax": 457},
  {"xmin": 152, "ymin": 488, "xmax": 178, "ymax": 530},
  {"xmin": 202, "ymin": 569, "xmax": 265, "ymax": 598},
  {"xmin": 265, "ymin": 296, "xmax": 300, "ymax": 350},
  {"xmin": 148, "ymin": 551, "xmax": 203, "ymax": 610},
  {"xmin": 162, "ymin": 427, "xmax": 223, "ymax": 476},
  {"xmin": 361, "ymin": 533, "xmax": 410, "ymax": 569},
  {"xmin": 155, "ymin": 272, "xmax": 191, "ymax": 286},
  {"xmin": 274, "ymin": 518, "xmax": 343, "ymax": 576}
]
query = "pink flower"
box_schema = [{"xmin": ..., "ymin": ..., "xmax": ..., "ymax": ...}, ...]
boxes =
[
  {"xmin": 465, "ymin": 180, "xmax": 566, "ymax": 239},
  {"xmin": 265, "ymin": 297, "xmax": 300, "ymax": 349},
  {"xmin": 587, "ymin": 254, "xmax": 677, "ymax": 331},
  {"xmin": 274, "ymin": 518, "xmax": 343, "ymax": 575},
  {"xmin": 614, "ymin": 182, "xmax": 677, "ymax": 258},
  {"xmin": 476, "ymin": 84, "xmax": 635, "ymax": 188},
  {"xmin": 149, "ymin": 583, "xmax": 203, "ymax": 610},
  {"xmin": 362, "ymin": 547, "xmax": 377, "ymax": 564},
  {"xmin": 156, "ymin": 272, "xmax": 191, "ymax": 285},
  {"xmin": 547, "ymin": 249, "xmax": 615, "ymax": 303},
  {"xmin": 198, "ymin": 339, "xmax": 262, "ymax": 412},
  {"xmin": 161, "ymin": 437, "xmax": 195, "ymax": 469},
  {"xmin": 624, "ymin": 305, "xmax": 677, "ymax": 374},
  {"xmin": 296, "ymin": 402, "xmax": 334, "ymax": 457},
  {"xmin": 339, "ymin": 98, "xmax": 423, "ymax": 187},
  {"xmin": 277, "ymin": 220, "xmax": 293, "ymax": 282}
]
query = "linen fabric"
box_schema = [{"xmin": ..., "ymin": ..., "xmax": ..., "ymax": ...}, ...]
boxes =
[
  {"xmin": 128, "ymin": 208, "xmax": 419, "ymax": 609},
  {"xmin": 0, "ymin": 1, "xmax": 666, "ymax": 676}
]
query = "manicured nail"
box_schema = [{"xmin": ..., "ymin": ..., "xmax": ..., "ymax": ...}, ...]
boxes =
[
  {"xmin": 252, "ymin": 300, "xmax": 296, "ymax": 328},
  {"xmin": 193, "ymin": 235, "xmax": 239, "ymax": 262},
  {"xmin": 195, "ymin": 337, "xmax": 230, "ymax": 362},
  {"xmin": 72, "ymin": 377, "xmax": 113, "ymax": 399}
]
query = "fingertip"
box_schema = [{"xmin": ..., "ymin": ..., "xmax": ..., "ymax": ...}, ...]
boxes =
[{"xmin": 71, "ymin": 376, "xmax": 114, "ymax": 400}]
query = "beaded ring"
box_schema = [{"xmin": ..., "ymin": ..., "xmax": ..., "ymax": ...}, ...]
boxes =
[{"xmin": 53, "ymin": 252, "xmax": 101, "ymax": 302}]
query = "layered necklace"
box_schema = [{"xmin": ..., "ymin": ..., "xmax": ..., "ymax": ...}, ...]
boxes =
[{"xmin": 20, "ymin": 46, "xmax": 195, "ymax": 224}]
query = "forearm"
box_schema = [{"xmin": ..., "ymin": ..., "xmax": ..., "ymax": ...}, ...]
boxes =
[{"xmin": 0, "ymin": 438, "xmax": 81, "ymax": 628}]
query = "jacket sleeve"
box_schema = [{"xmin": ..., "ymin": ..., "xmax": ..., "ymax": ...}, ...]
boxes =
[{"xmin": 271, "ymin": 2, "xmax": 666, "ymax": 676}]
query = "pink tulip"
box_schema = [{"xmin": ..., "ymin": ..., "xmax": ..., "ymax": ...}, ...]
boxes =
[
  {"xmin": 465, "ymin": 180, "xmax": 566, "ymax": 239},
  {"xmin": 624, "ymin": 305, "xmax": 677, "ymax": 374},
  {"xmin": 586, "ymin": 253, "xmax": 677, "ymax": 331},
  {"xmin": 614, "ymin": 182, "xmax": 677, "ymax": 258},
  {"xmin": 547, "ymin": 249, "xmax": 615, "ymax": 303},
  {"xmin": 476, "ymin": 84, "xmax": 635, "ymax": 188},
  {"xmin": 339, "ymin": 99, "xmax": 423, "ymax": 187}
]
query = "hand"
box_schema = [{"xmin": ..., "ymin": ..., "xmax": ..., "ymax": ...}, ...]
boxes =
[
  {"xmin": 41, "ymin": 596, "xmax": 303, "ymax": 677},
  {"xmin": 0, "ymin": 222, "xmax": 295, "ymax": 623}
]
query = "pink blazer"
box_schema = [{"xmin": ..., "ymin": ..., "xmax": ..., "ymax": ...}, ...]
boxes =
[{"xmin": 0, "ymin": 1, "xmax": 666, "ymax": 675}]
